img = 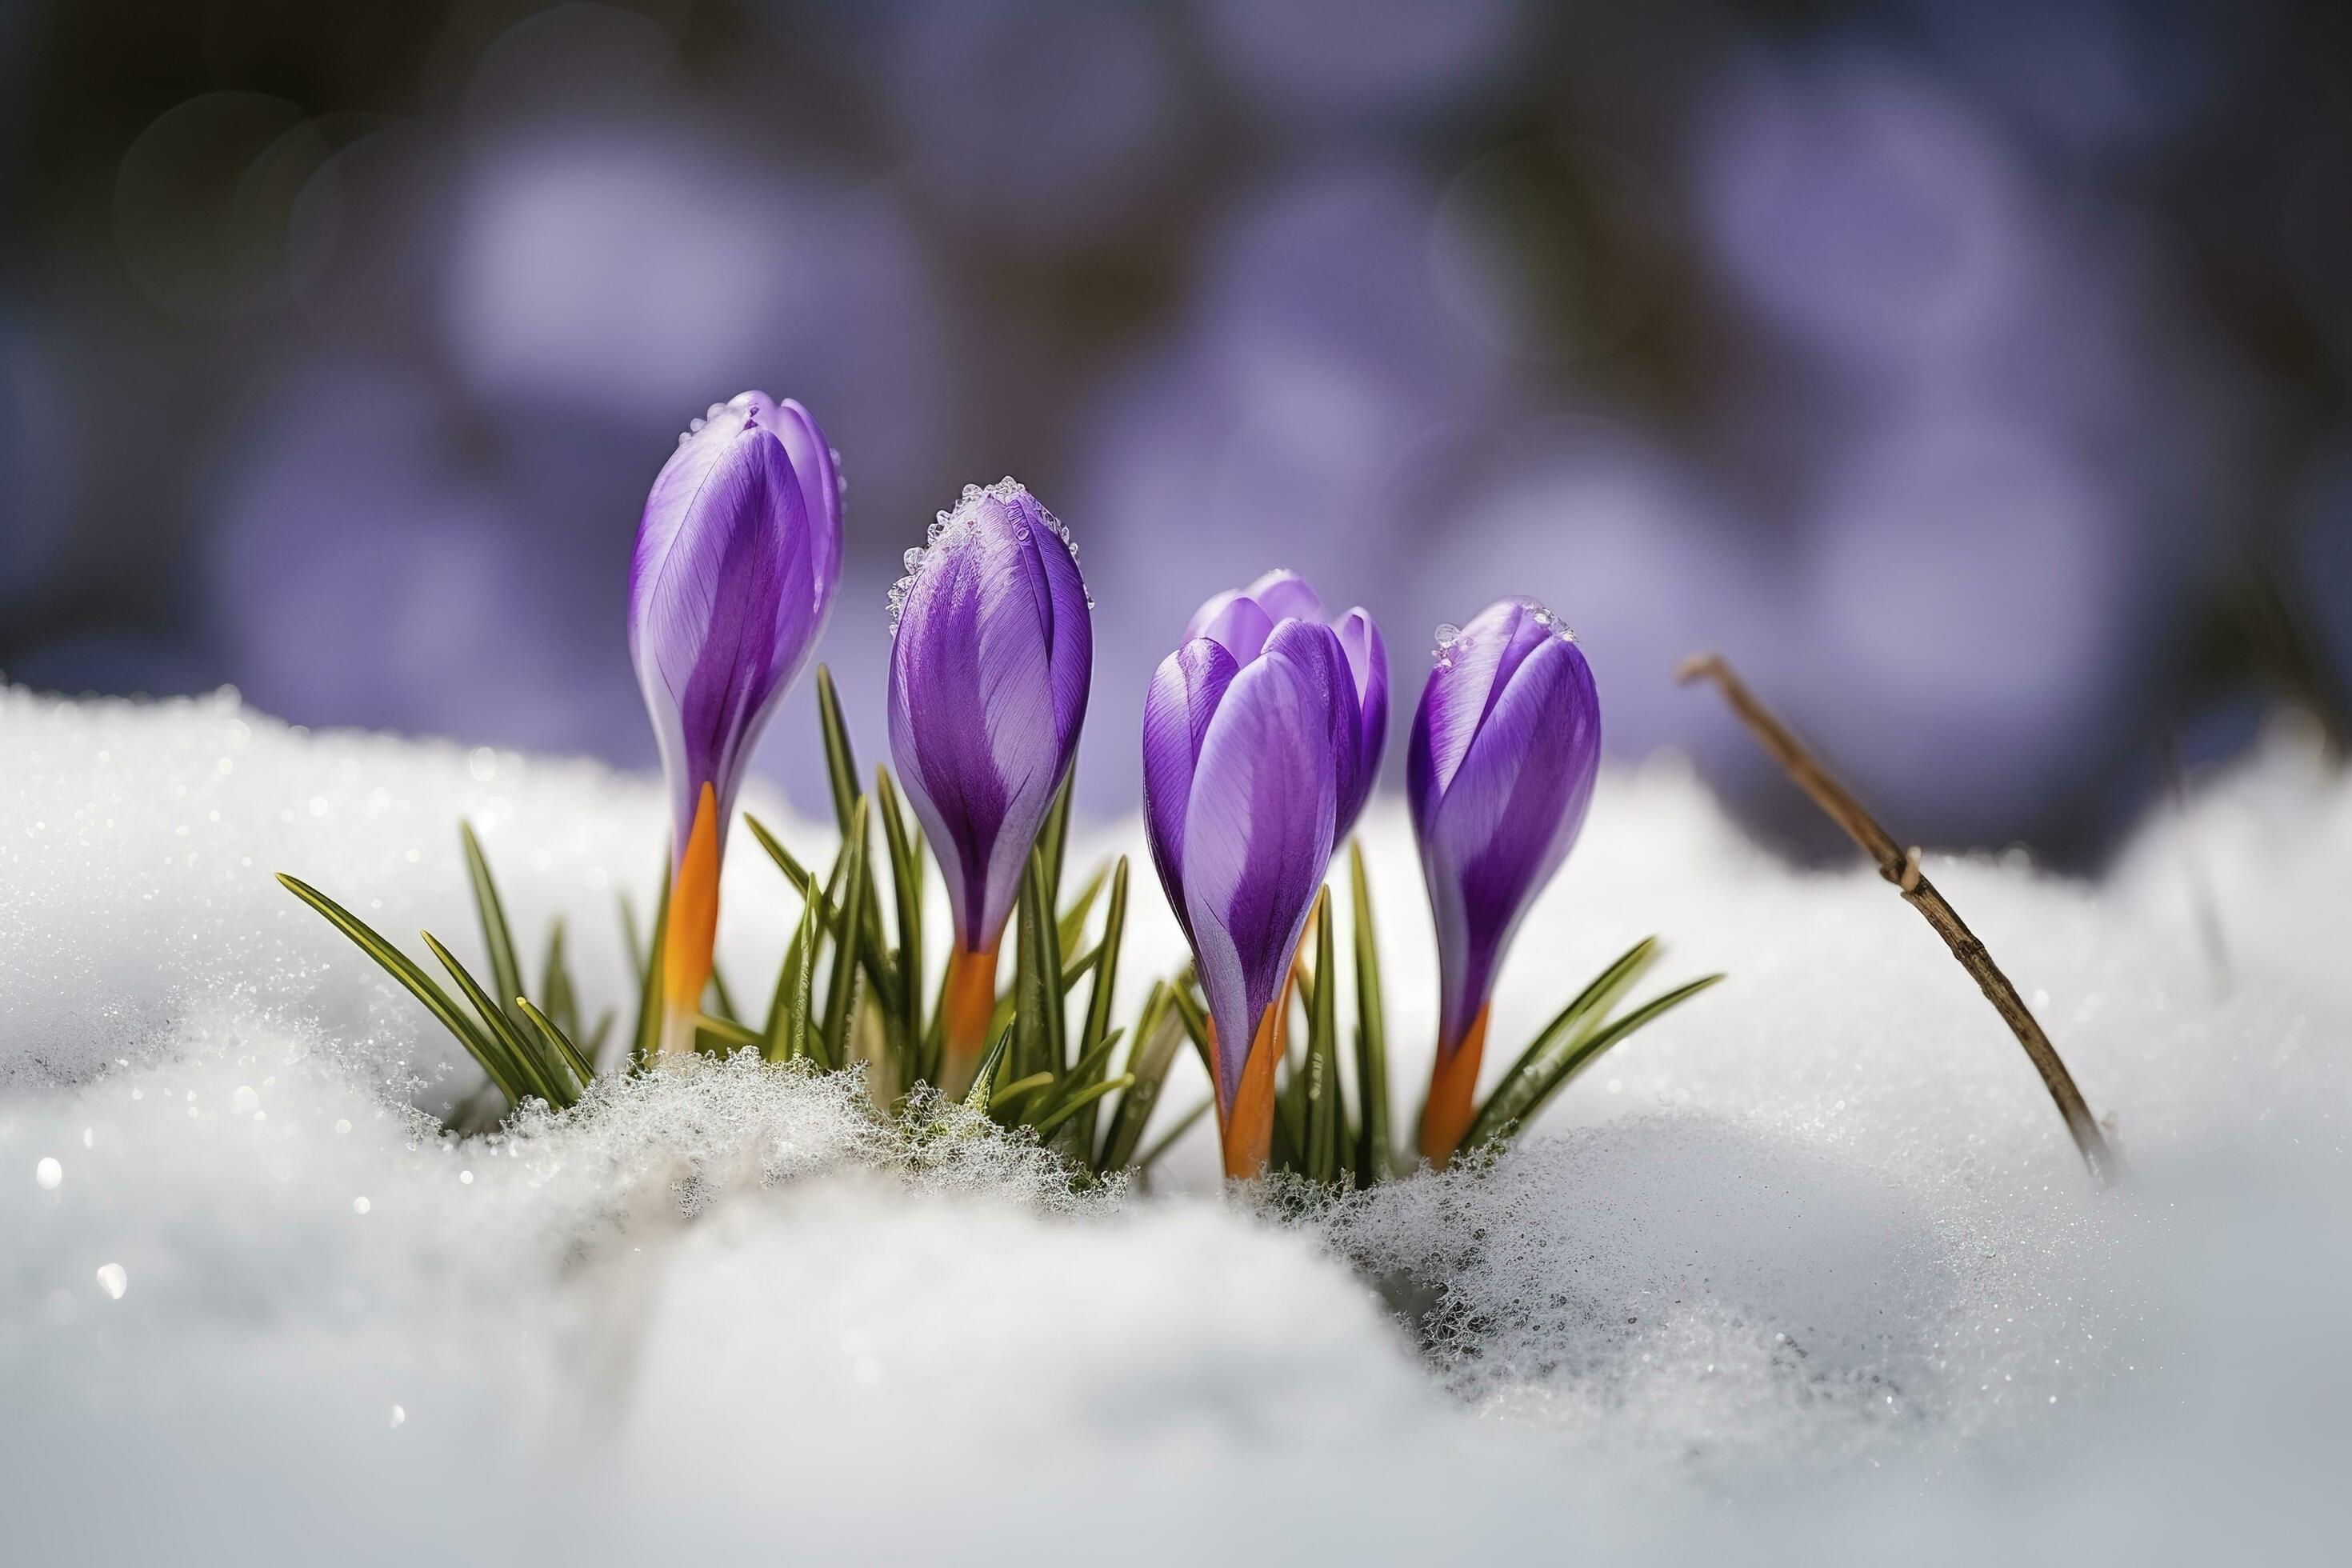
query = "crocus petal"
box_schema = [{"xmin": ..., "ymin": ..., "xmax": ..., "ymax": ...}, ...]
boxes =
[
  {"xmin": 629, "ymin": 406, "xmax": 819, "ymax": 854},
  {"xmin": 1181, "ymin": 620, "xmax": 1346, "ymax": 1114},
  {"xmin": 1140, "ymin": 637, "xmax": 1242, "ymax": 940},
  {"xmin": 1414, "ymin": 611, "xmax": 1600, "ymax": 1046},
  {"xmin": 1186, "ymin": 591, "xmax": 1278, "ymax": 666},
  {"xmin": 888, "ymin": 483, "xmax": 1092, "ymax": 952},
  {"xmin": 1332, "ymin": 606, "xmax": 1389, "ymax": 841},
  {"xmin": 768, "ymin": 397, "xmax": 844, "ymax": 626},
  {"xmin": 1237, "ymin": 568, "xmax": 1326, "ymax": 627}
]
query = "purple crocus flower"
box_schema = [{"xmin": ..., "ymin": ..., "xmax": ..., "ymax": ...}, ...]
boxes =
[
  {"xmin": 1143, "ymin": 582, "xmax": 1372, "ymax": 1177},
  {"xmin": 1408, "ymin": 598, "xmax": 1601, "ymax": 1165},
  {"xmin": 628, "ymin": 391, "xmax": 842, "ymax": 1059},
  {"xmin": 1180, "ymin": 569, "xmax": 1388, "ymax": 845},
  {"xmin": 887, "ymin": 478, "xmax": 1092, "ymax": 1092}
]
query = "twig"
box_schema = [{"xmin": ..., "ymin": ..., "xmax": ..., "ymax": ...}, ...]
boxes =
[{"xmin": 1677, "ymin": 653, "xmax": 2119, "ymax": 1186}]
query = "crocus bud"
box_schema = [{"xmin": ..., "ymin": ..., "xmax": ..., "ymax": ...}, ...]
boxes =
[
  {"xmin": 1143, "ymin": 596, "xmax": 1362, "ymax": 1178},
  {"xmin": 887, "ymin": 478, "xmax": 1092, "ymax": 1093},
  {"xmin": 1180, "ymin": 569, "xmax": 1387, "ymax": 845},
  {"xmin": 629, "ymin": 391, "xmax": 842, "ymax": 1059},
  {"xmin": 1408, "ymin": 598, "xmax": 1600, "ymax": 1166}
]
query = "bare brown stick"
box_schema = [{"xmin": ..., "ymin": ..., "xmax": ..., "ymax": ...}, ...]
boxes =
[{"xmin": 1677, "ymin": 652, "xmax": 2119, "ymax": 1186}]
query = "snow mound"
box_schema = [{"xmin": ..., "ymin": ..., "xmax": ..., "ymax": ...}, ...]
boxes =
[{"xmin": 4, "ymin": 686, "xmax": 2350, "ymax": 1563}]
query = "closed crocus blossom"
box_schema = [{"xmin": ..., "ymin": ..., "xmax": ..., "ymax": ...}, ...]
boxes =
[
  {"xmin": 630, "ymin": 391, "xmax": 842, "ymax": 1060},
  {"xmin": 1410, "ymin": 598, "xmax": 1601, "ymax": 1166},
  {"xmin": 1180, "ymin": 569, "xmax": 1387, "ymax": 846},
  {"xmin": 888, "ymin": 478, "xmax": 1092, "ymax": 1094},
  {"xmin": 1143, "ymin": 586, "xmax": 1369, "ymax": 1177}
]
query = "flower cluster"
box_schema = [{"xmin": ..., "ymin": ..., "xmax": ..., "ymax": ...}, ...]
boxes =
[{"xmin": 285, "ymin": 391, "xmax": 1715, "ymax": 1182}]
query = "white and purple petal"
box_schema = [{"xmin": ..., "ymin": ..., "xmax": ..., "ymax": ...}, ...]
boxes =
[
  {"xmin": 1179, "ymin": 620, "xmax": 1348, "ymax": 1115},
  {"xmin": 1409, "ymin": 598, "xmax": 1601, "ymax": 1046},
  {"xmin": 888, "ymin": 482, "xmax": 1093, "ymax": 952},
  {"xmin": 1140, "ymin": 636, "xmax": 1241, "ymax": 942},
  {"xmin": 628, "ymin": 391, "xmax": 842, "ymax": 859}
]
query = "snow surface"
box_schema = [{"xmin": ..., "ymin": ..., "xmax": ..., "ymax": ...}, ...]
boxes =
[{"xmin": 3, "ymin": 686, "xmax": 2348, "ymax": 1564}]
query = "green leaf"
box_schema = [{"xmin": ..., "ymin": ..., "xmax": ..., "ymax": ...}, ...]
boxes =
[
  {"xmin": 459, "ymin": 822, "xmax": 528, "ymax": 1036},
  {"xmin": 989, "ymin": 1070, "xmax": 1055, "ymax": 1116},
  {"xmin": 875, "ymin": 766, "xmax": 925, "ymax": 1054},
  {"xmin": 276, "ymin": 873, "xmax": 519, "ymax": 1106},
  {"xmin": 1136, "ymin": 1097, "xmax": 1212, "ymax": 1173},
  {"xmin": 1013, "ymin": 849, "xmax": 1067, "ymax": 1082},
  {"xmin": 763, "ymin": 884, "xmax": 819, "ymax": 1064},
  {"xmin": 1462, "ymin": 953, "xmax": 1723, "ymax": 1156},
  {"xmin": 1303, "ymin": 886, "xmax": 1341, "ymax": 1183},
  {"xmin": 706, "ymin": 962, "xmax": 742, "ymax": 1026},
  {"xmin": 1032, "ymin": 1074, "xmax": 1133, "ymax": 1139},
  {"xmin": 1055, "ymin": 858, "xmax": 1110, "ymax": 958},
  {"xmin": 1465, "ymin": 937, "xmax": 1657, "ymax": 1134},
  {"xmin": 540, "ymin": 918, "xmax": 580, "ymax": 1043},
  {"xmin": 694, "ymin": 1013, "xmax": 763, "ymax": 1052},
  {"xmin": 818, "ymin": 796, "xmax": 871, "ymax": 1071},
  {"xmin": 1168, "ymin": 974, "xmax": 1214, "ymax": 1085},
  {"xmin": 422, "ymin": 930, "xmax": 564, "ymax": 1107},
  {"xmin": 1348, "ymin": 840, "xmax": 1393, "ymax": 1183},
  {"xmin": 618, "ymin": 890, "xmax": 646, "ymax": 981},
  {"xmin": 1066, "ymin": 858, "xmax": 1128, "ymax": 1155},
  {"xmin": 814, "ymin": 663, "xmax": 862, "ymax": 837},
  {"xmin": 963, "ymin": 1022, "xmax": 1014, "ymax": 1112},
  {"xmin": 583, "ymin": 1010, "xmax": 616, "ymax": 1071},
  {"xmin": 1098, "ymin": 983, "xmax": 1183, "ymax": 1173},
  {"xmin": 1038, "ymin": 763, "xmax": 1075, "ymax": 909},
  {"xmin": 628, "ymin": 857, "xmax": 671, "ymax": 1074},
  {"xmin": 517, "ymin": 995, "xmax": 595, "ymax": 1093},
  {"xmin": 744, "ymin": 812, "xmax": 899, "ymax": 1018}
]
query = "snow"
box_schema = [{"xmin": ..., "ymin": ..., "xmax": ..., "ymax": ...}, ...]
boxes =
[{"xmin": 3, "ymin": 684, "xmax": 2348, "ymax": 1563}]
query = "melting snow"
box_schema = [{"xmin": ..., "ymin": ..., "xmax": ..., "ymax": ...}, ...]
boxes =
[{"xmin": 2, "ymin": 686, "xmax": 2347, "ymax": 1562}]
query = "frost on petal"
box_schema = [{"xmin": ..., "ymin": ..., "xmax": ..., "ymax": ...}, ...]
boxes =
[
  {"xmin": 1421, "ymin": 632, "xmax": 1600, "ymax": 1046},
  {"xmin": 889, "ymin": 489, "xmax": 1090, "ymax": 950},
  {"xmin": 1180, "ymin": 622, "xmax": 1345, "ymax": 1113},
  {"xmin": 630, "ymin": 423, "xmax": 812, "ymax": 854}
]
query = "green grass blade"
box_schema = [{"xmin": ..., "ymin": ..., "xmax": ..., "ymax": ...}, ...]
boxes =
[
  {"xmin": 1055, "ymin": 858, "xmax": 1109, "ymax": 958},
  {"xmin": 458, "ymin": 822, "xmax": 528, "ymax": 1035},
  {"xmin": 1137, "ymin": 1097, "xmax": 1212, "ymax": 1173},
  {"xmin": 744, "ymin": 811, "xmax": 899, "ymax": 1017},
  {"xmin": 989, "ymin": 1070, "xmax": 1055, "ymax": 1116},
  {"xmin": 1463, "ymin": 967, "xmax": 1722, "ymax": 1155},
  {"xmin": 706, "ymin": 962, "xmax": 742, "ymax": 1025},
  {"xmin": 1168, "ymin": 974, "xmax": 1214, "ymax": 1084},
  {"xmin": 628, "ymin": 858, "xmax": 671, "ymax": 1073},
  {"xmin": 814, "ymin": 663, "xmax": 862, "ymax": 836},
  {"xmin": 1463, "ymin": 937, "xmax": 1658, "ymax": 1135},
  {"xmin": 818, "ymin": 797, "xmax": 870, "ymax": 1071},
  {"xmin": 585, "ymin": 1009, "xmax": 616, "ymax": 1071},
  {"xmin": 1304, "ymin": 886, "xmax": 1341, "ymax": 1183},
  {"xmin": 1032, "ymin": 1074, "xmax": 1133, "ymax": 1139},
  {"xmin": 1013, "ymin": 850, "xmax": 1068, "ymax": 1082},
  {"xmin": 518, "ymin": 995, "xmax": 595, "ymax": 1093},
  {"xmin": 1098, "ymin": 983, "xmax": 1182, "ymax": 1172},
  {"xmin": 541, "ymin": 918, "xmax": 580, "ymax": 1042},
  {"xmin": 763, "ymin": 887, "xmax": 818, "ymax": 1063},
  {"xmin": 694, "ymin": 1013, "xmax": 763, "ymax": 1052},
  {"xmin": 423, "ymin": 930, "xmax": 562, "ymax": 1107},
  {"xmin": 1348, "ymin": 841, "xmax": 1394, "ymax": 1183},
  {"xmin": 276, "ymin": 873, "xmax": 520, "ymax": 1105},
  {"xmin": 618, "ymin": 890, "xmax": 646, "ymax": 982},
  {"xmin": 963, "ymin": 1022, "xmax": 1014, "ymax": 1112},
  {"xmin": 875, "ymin": 766, "xmax": 925, "ymax": 1052},
  {"xmin": 1067, "ymin": 858, "xmax": 1128, "ymax": 1154},
  {"xmin": 1038, "ymin": 764, "xmax": 1075, "ymax": 908}
]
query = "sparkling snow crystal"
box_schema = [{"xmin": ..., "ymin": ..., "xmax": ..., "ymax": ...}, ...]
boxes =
[{"xmin": 3, "ymin": 686, "xmax": 2348, "ymax": 1562}]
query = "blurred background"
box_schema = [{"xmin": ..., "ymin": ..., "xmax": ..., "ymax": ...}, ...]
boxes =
[{"xmin": 4, "ymin": 0, "xmax": 2349, "ymax": 864}]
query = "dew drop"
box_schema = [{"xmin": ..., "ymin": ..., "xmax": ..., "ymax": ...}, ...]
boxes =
[{"xmin": 94, "ymin": 1262, "xmax": 126, "ymax": 1300}]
